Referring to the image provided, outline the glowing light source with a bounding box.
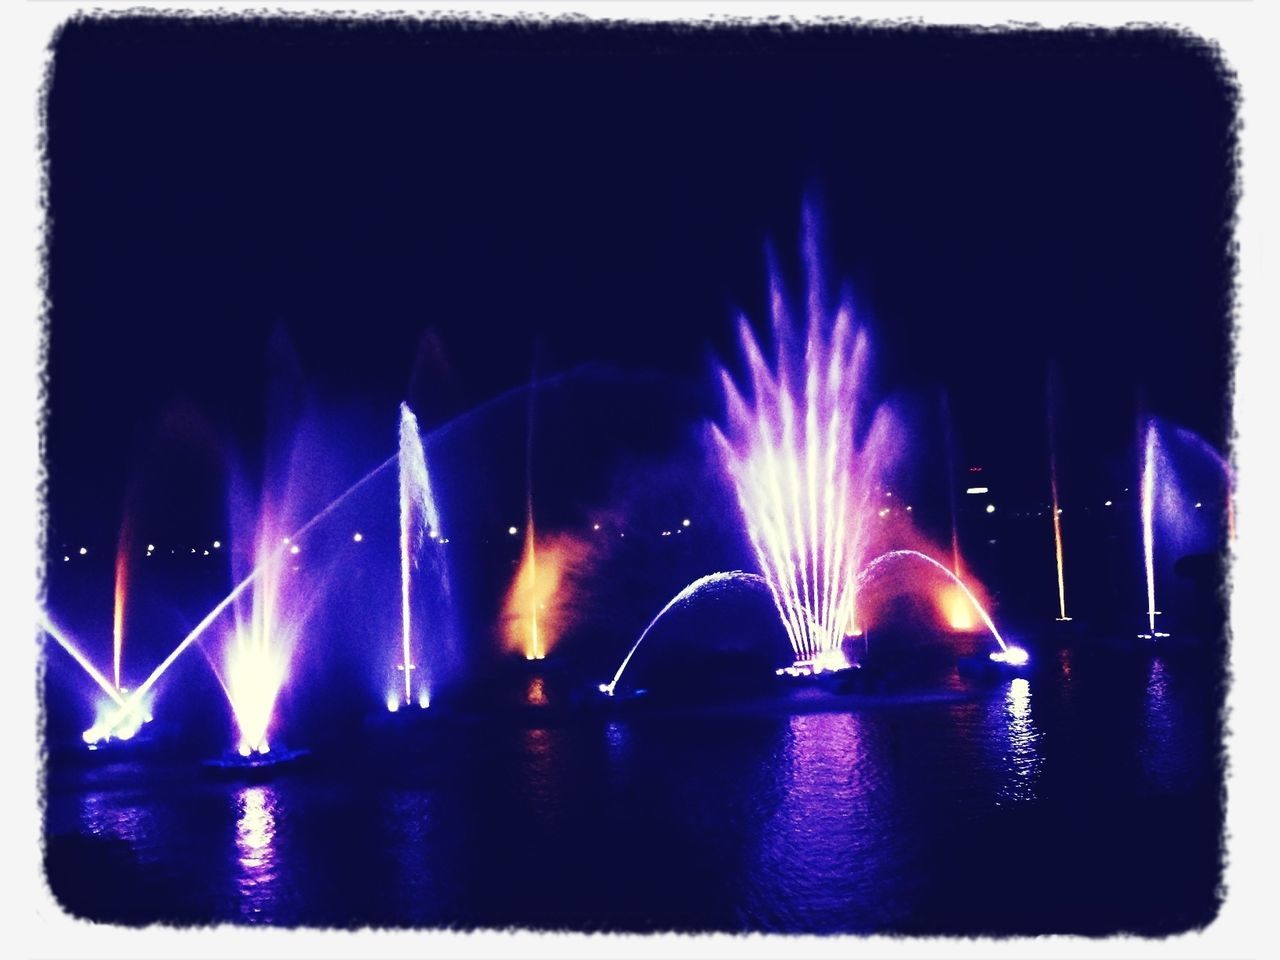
[989,646,1029,666]
[985,504,996,514]
[681,518,691,527]
[213,540,221,549]
[386,692,400,713]
[508,526,518,536]
[965,487,989,495]
[78,547,87,556]
[289,544,300,555]
[1104,500,1112,507]
[353,532,363,542]
[147,544,155,552]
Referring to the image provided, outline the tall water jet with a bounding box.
[111,544,128,691]
[1047,374,1070,622]
[397,402,441,707]
[940,390,961,578]
[1139,420,1167,639]
[503,531,587,663]
[224,528,292,756]
[523,367,542,661]
[712,211,881,672]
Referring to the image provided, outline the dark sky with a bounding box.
[44,17,1236,546]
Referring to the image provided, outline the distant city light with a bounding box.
[593,523,601,531]
[212,540,221,549]
[191,548,196,554]
[1104,500,1113,507]
[147,544,155,552]
[290,544,300,555]
[986,504,996,514]
[877,508,890,518]
[1195,502,1203,509]
[905,505,913,512]
[965,487,989,495]
[203,550,210,556]
[682,518,691,527]
[508,526,518,536]
[78,547,87,556]
[62,555,69,562]
[281,537,290,545]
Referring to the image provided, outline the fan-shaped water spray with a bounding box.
[712,213,882,671]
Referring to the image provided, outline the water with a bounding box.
[44,645,1222,933]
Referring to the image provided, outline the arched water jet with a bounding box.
[600,571,767,696]
[854,549,1024,663]
[1171,423,1235,541]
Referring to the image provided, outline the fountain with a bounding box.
[1139,420,1169,640]
[710,212,879,674]
[1047,375,1071,623]
[394,402,442,710]
[853,549,1025,667]
[600,571,768,696]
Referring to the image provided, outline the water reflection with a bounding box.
[234,785,279,921]
[80,793,156,856]
[741,712,910,930]
[525,675,548,706]
[1141,656,1190,791]
[993,677,1042,804]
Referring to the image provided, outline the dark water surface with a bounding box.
[43,647,1223,934]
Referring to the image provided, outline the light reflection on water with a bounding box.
[992,676,1042,804]
[80,793,157,857]
[46,656,1219,931]
[740,711,912,930]
[234,785,278,921]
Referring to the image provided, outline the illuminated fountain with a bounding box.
[392,402,441,711]
[1047,384,1071,622]
[222,528,293,757]
[1139,420,1169,640]
[81,452,398,746]
[40,613,153,745]
[711,213,909,676]
[600,571,768,696]
[503,530,587,665]
[112,529,130,691]
[854,549,1026,667]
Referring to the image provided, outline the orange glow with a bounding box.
[112,550,127,691]
[938,584,979,631]
[502,530,591,661]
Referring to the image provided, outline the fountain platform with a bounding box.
[202,747,311,780]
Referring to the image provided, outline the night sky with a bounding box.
[44,17,1236,548]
